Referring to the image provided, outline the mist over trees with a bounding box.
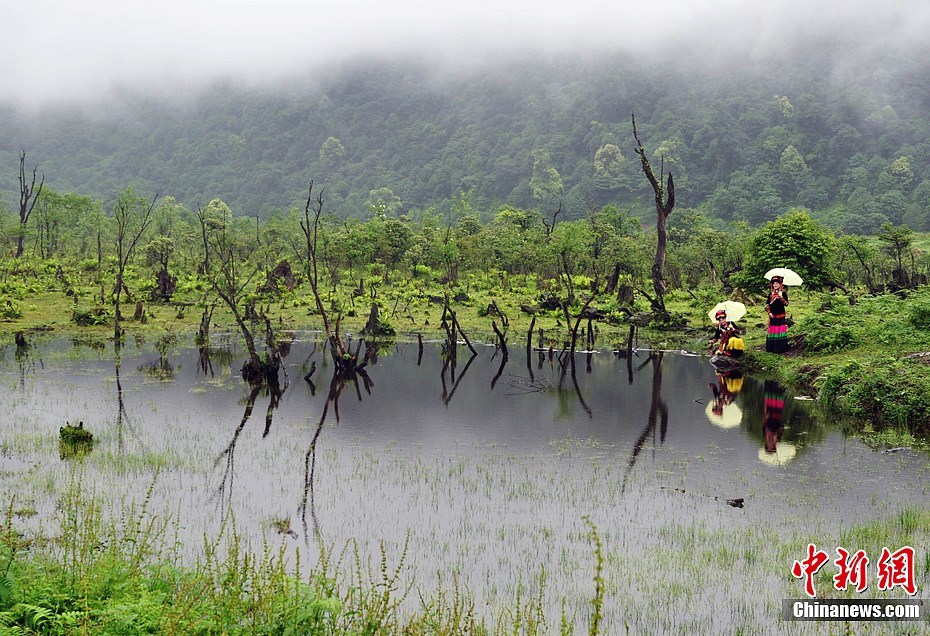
[0,46,928,231]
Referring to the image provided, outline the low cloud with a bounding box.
[1,0,927,108]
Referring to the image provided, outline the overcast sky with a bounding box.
[2,0,927,107]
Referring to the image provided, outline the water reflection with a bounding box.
[621,352,667,494]
[4,334,930,633]
[706,370,743,429]
[139,334,176,382]
[300,345,375,544]
[759,380,795,466]
[441,350,477,406]
[215,379,287,517]
[15,331,32,389]
[736,377,823,465]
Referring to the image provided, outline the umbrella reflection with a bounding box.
[706,371,743,429]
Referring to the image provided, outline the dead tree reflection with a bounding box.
[138,334,175,382]
[524,317,536,382]
[198,344,235,378]
[438,299,479,405]
[490,321,508,391]
[113,340,151,458]
[300,353,374,545]
[215,373,287,519]
[14,331,40,389]
[568,356,593,418]
[441,350,477,406]
[551,328,593,418]
[621,352,668,494]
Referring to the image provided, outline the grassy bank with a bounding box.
[731,288,930,437]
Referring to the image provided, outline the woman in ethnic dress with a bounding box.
[765,276,789,353]
[709,310,743,358]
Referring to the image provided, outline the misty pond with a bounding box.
[2,333,930,633]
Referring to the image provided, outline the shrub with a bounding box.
[72,306,112,327]
[908,304,930,330]
[0,300,23,320]
[802,323,862,353]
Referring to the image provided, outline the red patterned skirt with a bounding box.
[766,313,789,353]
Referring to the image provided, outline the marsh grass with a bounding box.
[0,478,582,635]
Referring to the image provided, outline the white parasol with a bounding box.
[764,268,803,286]
[708,300,747,324]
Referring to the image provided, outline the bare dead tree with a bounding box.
[298,181,347,362]
[16,151,44,258]
[542,200,562,238]
[632,112,675,315]
[209,227,271,383]
[194,204,211,275]
[113,191,158,341]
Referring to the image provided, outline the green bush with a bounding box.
[802,323,862,353]
[909,303,930,329]
[0,300,23,319]
[820,359,930,427]
[72,306,112,326]
[0,282,26,300]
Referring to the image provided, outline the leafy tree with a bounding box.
[369,216,412,278]
[877,190,908,225]
[778,145,811,198]
[593,144,624,191]
[889,156,915,192]
[367,187,402,217]
[733,210,836,291]
[836,235,881,292]
[547,219,594,298]
[33,188,65,259]
[529,149,563,203]
[841,187,886,235]
[319,136,346,169]
[878,223,914,288]
[667,208,708,246]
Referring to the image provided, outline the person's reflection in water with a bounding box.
[762,379,786,455]
[709,370,742,416]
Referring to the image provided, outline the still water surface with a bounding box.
[1,333,928,632]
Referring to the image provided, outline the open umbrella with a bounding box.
[764,267,803,286]
[758,442,797,466]
[705,401,742,429]
[708,300,746,323]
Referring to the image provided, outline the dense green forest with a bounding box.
[1,46,929,231]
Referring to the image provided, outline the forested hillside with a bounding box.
[1,47,929,230]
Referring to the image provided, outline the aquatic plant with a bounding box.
[58,422,94,459]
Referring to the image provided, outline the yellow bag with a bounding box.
[726,337,745,352]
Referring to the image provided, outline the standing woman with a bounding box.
[765,276,789,353]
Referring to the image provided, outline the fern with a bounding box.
[0,574,13,608]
